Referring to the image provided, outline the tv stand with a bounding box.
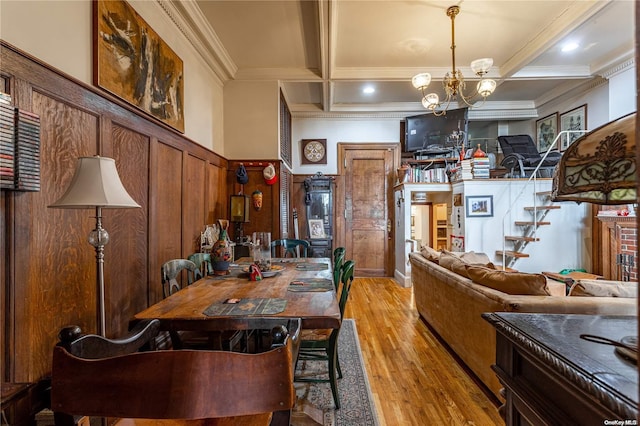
[413,148,455,160]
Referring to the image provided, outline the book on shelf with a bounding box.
[406,164,449,183]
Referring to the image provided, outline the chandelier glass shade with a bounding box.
[411,5,496,115]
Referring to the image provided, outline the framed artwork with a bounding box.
[308,219,326,239]
[94,0,185,132]
[559,104,587,151]
[301,139,327,165]
[536,113,558,153]
[465,195,493,218]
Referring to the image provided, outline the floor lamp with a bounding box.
[49,156,140,337]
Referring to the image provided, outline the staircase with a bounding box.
[497,191,560,269]
[495,132,571,270]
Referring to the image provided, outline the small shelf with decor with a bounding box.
[398,157,458,184]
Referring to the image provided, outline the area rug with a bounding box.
[292,319,379,426]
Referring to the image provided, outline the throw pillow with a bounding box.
[568,279,637,298]
[420,245,441,263]
[465,264,551,295]
[459,251,491,265]
[439,251,470,278]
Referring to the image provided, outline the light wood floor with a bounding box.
[345,277,503,425]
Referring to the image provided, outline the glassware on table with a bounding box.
[251,232,271,271]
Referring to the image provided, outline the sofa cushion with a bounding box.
[465,264,551,295]
[420,245,441,263]
[568,279,637,298]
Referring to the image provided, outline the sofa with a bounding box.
[409,249,637,400]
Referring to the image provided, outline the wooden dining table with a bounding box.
[133,257,341,333]
[134,257,339,426]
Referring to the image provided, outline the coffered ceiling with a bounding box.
[171,0,634,119]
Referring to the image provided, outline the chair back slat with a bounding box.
[187,253,213,277]
[332,247,346,290]
[337,260,355,317]
[57,320,160,359]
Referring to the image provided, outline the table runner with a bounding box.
[203,298,287,316]
[295,263,329,271]
[288,278,334,292]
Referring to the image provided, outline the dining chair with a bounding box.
[271,238,310,258]
[187,252,213,277]
[160,259,200,298]
[51,318,300,426]
[161,259,243,350]
[294,260,355,409]
[333,247,346,291]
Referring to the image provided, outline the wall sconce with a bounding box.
[230,194,250,242]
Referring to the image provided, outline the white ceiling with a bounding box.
[172,0,635,119]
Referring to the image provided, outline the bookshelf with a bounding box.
[432,203,449,250]
[400,157,457,183]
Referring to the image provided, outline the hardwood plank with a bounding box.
[345,277,502,425]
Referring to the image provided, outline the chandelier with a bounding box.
[411,5,497,116]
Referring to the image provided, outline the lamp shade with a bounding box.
[411,73,431,90]
[49,156,140,209]
[552,112,636,205]
[477,79,497,97]
[470,58,493,75]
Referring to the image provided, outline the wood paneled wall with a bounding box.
[226,160,289,242]
[0,41,229,384]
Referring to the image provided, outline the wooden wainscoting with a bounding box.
[0,41,228,385]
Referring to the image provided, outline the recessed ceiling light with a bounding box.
[561,42,579,52]
[362,86,375,94]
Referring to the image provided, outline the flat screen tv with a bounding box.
[404,108,468,154]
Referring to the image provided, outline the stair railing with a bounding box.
[500,130,588,269]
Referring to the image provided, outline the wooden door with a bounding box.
[337,144,399,276]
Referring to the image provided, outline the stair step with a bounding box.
[524,205,561,211]
[496,250,530,259]
[505,236,540,242]
[515,221,550,226]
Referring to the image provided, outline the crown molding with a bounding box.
[291,100,538,121]
[599,57,636,79]
[511,65,592,79]
[535,76,607,109]
[164,0,236,82]
[234,68,322,81]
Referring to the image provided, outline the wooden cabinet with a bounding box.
[432,203,449,250]
[484,313,638,425]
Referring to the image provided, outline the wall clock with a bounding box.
[301,139,327,165]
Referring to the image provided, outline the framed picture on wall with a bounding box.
[308,219,326,238]
[94,0,185,132]
[536,113,558,152]
[559,104,587,151]
[465,195,493,218]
